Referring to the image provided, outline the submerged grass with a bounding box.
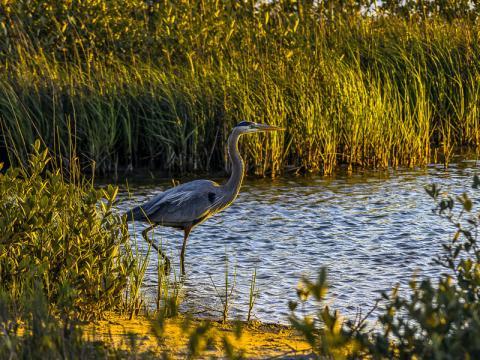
[1,2,480,176]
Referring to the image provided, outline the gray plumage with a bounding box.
[125,180,224,228]
[124,121,283,275]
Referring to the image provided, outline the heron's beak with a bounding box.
[252,123,285,132]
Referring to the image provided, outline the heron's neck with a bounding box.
[224,131,244,198]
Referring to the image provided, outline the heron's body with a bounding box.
[126,180,224,229]
[125,121,282,274]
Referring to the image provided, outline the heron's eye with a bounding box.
[236,121,252,127]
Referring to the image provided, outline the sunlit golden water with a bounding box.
[116,159,479,324]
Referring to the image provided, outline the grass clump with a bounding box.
[0,140,134,320]
[289,175,480,358]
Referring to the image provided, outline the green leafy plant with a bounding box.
[0,140,134,319]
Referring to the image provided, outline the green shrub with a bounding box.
[0,140,134,320]
[290,175,480,358]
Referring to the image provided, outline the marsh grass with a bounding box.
[124,236,150,320]
[155,253,182,319]
[247,268,258,322]
[210,251,237,324]
[1,2,480,176]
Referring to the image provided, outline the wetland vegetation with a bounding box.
[3,140,480,358]
[1,141,308,358]
[2,0,480,176]
[2,0,480,358]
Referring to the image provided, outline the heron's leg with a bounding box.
[142,225,171,272]
[180,226,192,276]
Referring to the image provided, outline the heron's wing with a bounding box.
[137,180,224,226]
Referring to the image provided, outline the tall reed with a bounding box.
[1,2,480,176]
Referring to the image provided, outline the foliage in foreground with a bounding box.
[0,143,250,359]
[0,285,245,360]
[0,288,122,360]
[2,1,480,176]
[0,141,135,319]
[290,175,480,358]
[4,142,480,359]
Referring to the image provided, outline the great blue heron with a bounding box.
[125,121,283,275]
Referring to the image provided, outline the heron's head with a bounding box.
[234,121,284,134]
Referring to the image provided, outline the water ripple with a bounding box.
[116,160,479,324]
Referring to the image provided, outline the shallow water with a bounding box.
[116,159,479,324]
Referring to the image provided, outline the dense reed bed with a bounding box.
[1,1,480,176]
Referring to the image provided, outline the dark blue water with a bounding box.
[117,159,479,324]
